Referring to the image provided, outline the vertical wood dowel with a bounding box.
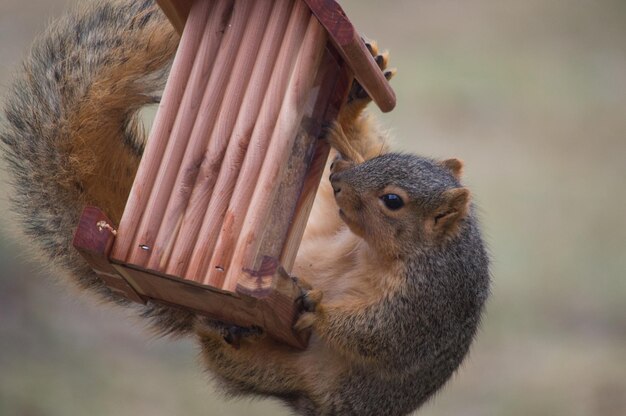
[167,0,293,279]
[222,15,328,292]
[110,0,213,262]
[143,0,254,271]
[195,0,312,288]
[151,0,273,274]
[182,0,297,281]
[127,0,236,267]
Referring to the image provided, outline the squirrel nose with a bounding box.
[330,174,342,195]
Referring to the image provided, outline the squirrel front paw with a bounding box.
[347,38,396,106]
[337,38,396,138]
[292,276,324,332]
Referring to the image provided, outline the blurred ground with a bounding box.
[1,0,625,415]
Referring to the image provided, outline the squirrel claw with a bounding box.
[294,312,317,332]
[294,290,322,332]
[384,68,397,81]
[347,39,394,105]
[293,275,322,312]
[297,289,323,313]
[363,37,378,56]
[292,276,323,332]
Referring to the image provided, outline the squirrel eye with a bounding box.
[380,194,404,210]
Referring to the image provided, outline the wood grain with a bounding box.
[161,0,279,279]
[110,0,213,263]
[222,14,328,292]
[128,0,239,267]
[75,206,308,347]
[154,0,395,111]
[190,0,311,287]
[109,260,309,348]
[174,1,293,282]
[256,128,315,267]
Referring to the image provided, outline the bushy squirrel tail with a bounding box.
[0,0,194,332]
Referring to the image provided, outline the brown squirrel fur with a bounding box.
[1,1,490,415]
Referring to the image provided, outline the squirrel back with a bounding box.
[0,0,194,335]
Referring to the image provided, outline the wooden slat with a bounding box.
[185,0,311,287]
[159,0,280,278]
[110,0,213,263]
[303,0,396,112]
[127,0,240,267]
[110,261,308,348]
[222,14,328,292]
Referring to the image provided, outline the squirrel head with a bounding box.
[330,153,471,259]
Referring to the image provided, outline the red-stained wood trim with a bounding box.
[110,259,309,348]
[73,206,145,304]
[303,0,396,112]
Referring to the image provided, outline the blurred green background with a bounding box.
[1,0,625,415]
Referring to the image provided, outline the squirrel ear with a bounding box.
[440,158,464,180]
[429,188,471,238]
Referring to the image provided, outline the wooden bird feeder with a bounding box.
[73,0,395,348]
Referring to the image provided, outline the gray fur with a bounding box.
[313,154,490,414]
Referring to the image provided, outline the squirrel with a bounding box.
[0,1,491,415]
[195,127,490,415]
